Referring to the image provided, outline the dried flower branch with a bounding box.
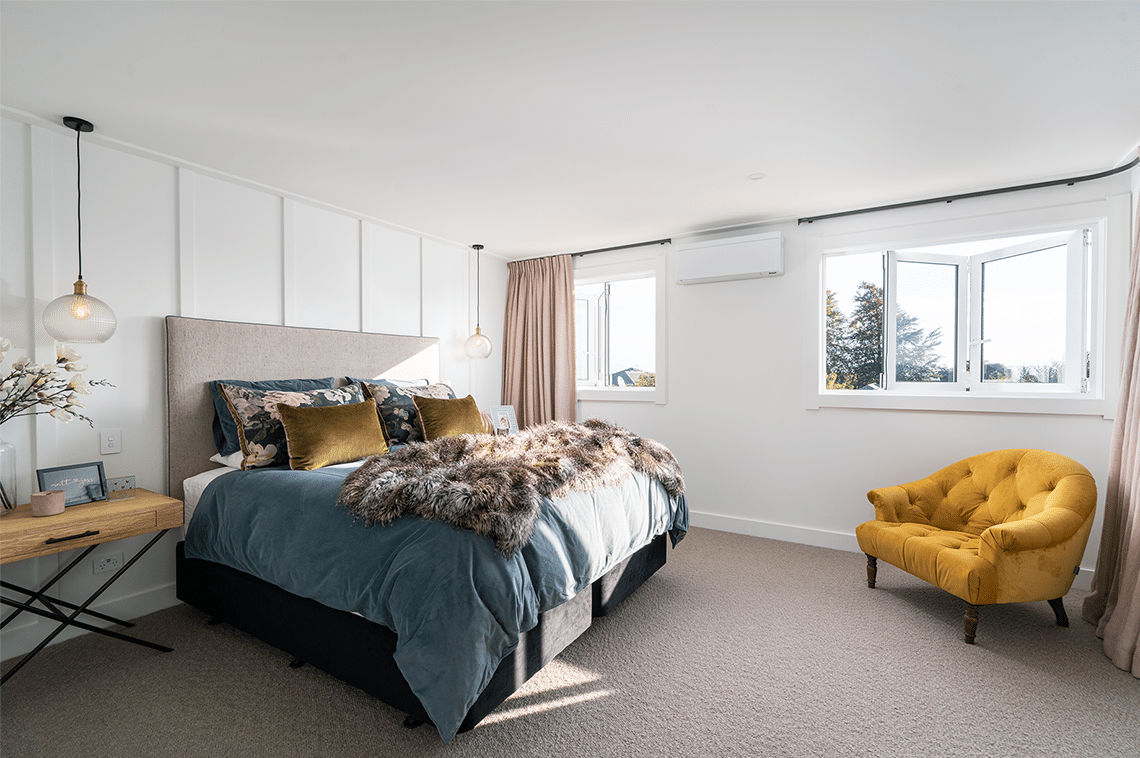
[0,338,113,428]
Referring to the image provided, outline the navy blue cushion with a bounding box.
[210,377,335,455]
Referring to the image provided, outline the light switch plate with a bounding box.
[100,428,121,455]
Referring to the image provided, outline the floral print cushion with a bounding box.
[359,380,455,447]
[210,377,336,456]
[219,383,366,469]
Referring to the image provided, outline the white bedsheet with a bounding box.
[182,467,236,535]
[182,461,365,537]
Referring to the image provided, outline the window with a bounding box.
[576,275,656,387]
[574,249,668,403]
[824,228,1090,395]
[804,189,1137,418]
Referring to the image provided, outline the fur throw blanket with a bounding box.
[338,418,684,557]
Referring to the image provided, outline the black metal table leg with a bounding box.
[1,597,171,650]
[1,545,99,628]
[1,529,173,685]
[1,580,136,629]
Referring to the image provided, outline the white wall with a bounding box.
[579,172,1135,594]
[0,115,507,660]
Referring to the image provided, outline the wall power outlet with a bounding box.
[93,552,123,575]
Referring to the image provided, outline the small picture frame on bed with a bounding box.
[489,405,519,435]
[36,461,108,507]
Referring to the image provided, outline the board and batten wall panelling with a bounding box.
[422,239,471,399]
[0,117,41,643]
[1,120,32,349]
[184,171,284,324]
[45,133,179,488]
[49,132,181,610]
[286,200,362,331]
[473,253,508,407]
[1,118,34,482]
[10,124,181,655]
[363,222,422,337]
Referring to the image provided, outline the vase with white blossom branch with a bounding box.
[0,338,113,508]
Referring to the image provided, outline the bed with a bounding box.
[165,316,688,742]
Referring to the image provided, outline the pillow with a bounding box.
[413,395,487,441]
[278,400,388,470]
[210,377,335,456]
[218,383,365,469]
[348,376,431,388]
[359,380,456,447]
[209,451,245,469]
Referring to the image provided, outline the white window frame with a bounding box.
[574,250,669,404]
[575,281,606,386]
[805,197,1128,417]
[884,250,969,392]
[967,230,1087,395]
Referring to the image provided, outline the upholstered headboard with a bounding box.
[164,316,440,502]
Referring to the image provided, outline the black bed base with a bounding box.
[175,533,666,734]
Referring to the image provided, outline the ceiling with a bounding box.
[3,1,1138,260]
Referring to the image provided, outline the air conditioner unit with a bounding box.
[675,232,783,284]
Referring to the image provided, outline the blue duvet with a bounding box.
[184,463,687,741]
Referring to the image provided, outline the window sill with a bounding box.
[807,390,1112,418]
[577,386,660,403]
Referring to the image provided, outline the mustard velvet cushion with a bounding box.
[278,399,389,470]
[412,395,487,441]
[219,383,366,470]
[856,449,1097,606]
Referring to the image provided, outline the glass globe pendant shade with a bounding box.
[42,279,117,344]
[464,326,492,359]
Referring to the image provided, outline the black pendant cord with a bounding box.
[75,125,83,282]
[473,244,483,329]
[62,116,93,282]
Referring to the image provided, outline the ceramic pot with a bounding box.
[31,490,66,517]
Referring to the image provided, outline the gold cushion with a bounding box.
[412,394,486,441]
[278,400,388,470]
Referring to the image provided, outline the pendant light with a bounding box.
[464,244,492,359]
[42,116,117,344]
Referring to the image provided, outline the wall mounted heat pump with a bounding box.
[675,231,783,284]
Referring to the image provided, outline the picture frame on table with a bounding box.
[488,405,519,436]
[36,461,108,507]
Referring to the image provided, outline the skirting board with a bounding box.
[687,510,1095,592]
[0,582,180,663]
[689,510,860,552]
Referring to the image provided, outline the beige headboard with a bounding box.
[164,316,440,501]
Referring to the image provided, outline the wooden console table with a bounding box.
[0,489,183,683]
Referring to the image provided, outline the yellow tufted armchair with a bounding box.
[856,449,1097,644]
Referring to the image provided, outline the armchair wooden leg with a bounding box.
[865,555,877,589]
[963,603,979,644]
[1048,597,1069,627]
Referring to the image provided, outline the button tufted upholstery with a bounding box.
[856,449,1096,643]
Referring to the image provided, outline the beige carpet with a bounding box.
[2,527,1137,757]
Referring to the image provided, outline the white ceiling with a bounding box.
[3,1,1138,259]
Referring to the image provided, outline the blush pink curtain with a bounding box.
[1082,195,1140,677]
[501,255,577,428]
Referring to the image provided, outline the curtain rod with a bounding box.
[570,238,672,257]
[797,156,1139,225]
